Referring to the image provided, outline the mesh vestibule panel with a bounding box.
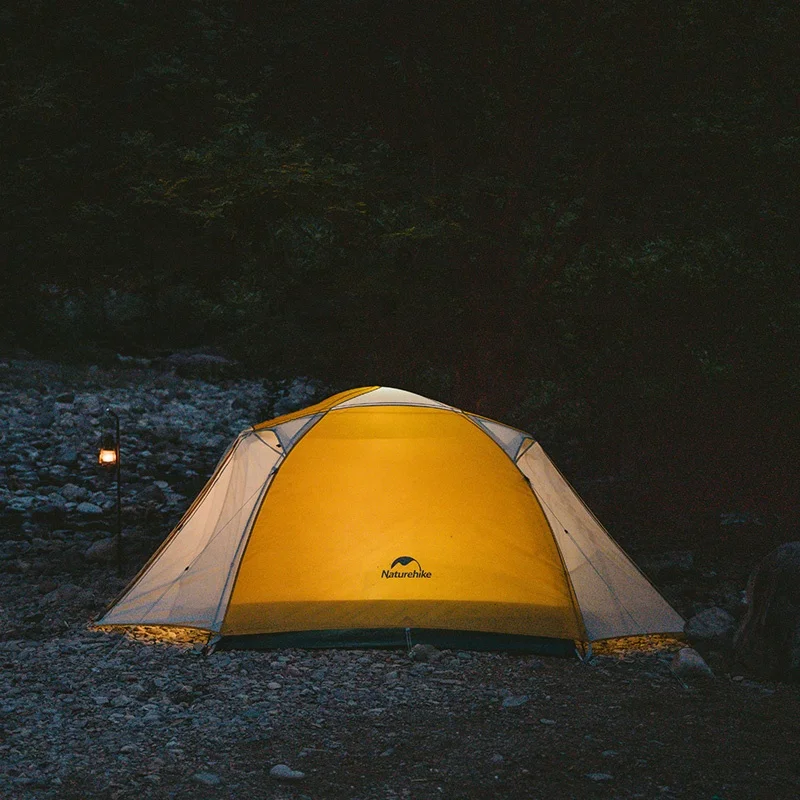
[517,443,685,640]
[98,432,281,630]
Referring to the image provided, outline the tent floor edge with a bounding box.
[215,628,577,656]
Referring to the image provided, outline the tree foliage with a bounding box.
[2,1,798,497]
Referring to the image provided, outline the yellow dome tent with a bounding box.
[97,387,683,654]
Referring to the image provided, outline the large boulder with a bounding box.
[684,606,737,646]
[734,542,800,681]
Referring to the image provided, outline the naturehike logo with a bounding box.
[381,556,432,579]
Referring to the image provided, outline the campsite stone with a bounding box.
[55,583,82,601]
[137,484,166,504]
[52,444,79,466]
[111,694,132,707]
[85,537,116,563]
[59,484,86,503]
[7,495,35,512]
[76,501,104,516]
[43,493,67,513]
[33,496,66,521]
[670,647,714,680]
[270,764,305,781]
[734,542,800,681]
[35,409,56,428]
[193,771,222,786]
[409,643,440,662]
[502,694,530,708]
[684,607,737,644]
[586,773,613,781]
[267,681,281,690]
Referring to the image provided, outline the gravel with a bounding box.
[1,357,798,799]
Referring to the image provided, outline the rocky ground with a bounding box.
[1,357,798,800]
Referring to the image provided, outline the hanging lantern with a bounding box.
[98,433,118,467]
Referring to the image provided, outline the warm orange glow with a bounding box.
[98,447,118,466]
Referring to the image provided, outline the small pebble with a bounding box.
[193,771,222,786]
[502,694,529,708]
[270,764,305,781]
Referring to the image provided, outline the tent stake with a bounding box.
[576,641,593,663]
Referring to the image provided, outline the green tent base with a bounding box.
[215,627,577,656]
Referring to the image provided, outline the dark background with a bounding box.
[2,1,798,540]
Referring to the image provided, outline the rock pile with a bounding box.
[0,359,321,584]
[0,357,796,799]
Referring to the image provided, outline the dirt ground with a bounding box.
[1,360,798,799]
[1,564,799,800]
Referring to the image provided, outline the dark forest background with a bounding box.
[2,1,798,532]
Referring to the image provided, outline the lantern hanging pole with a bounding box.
[105,408,122,576]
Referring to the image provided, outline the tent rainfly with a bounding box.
[96,387,684,654]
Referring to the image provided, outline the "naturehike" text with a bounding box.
[380,569,432,579]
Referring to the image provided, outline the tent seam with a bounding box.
[272,413,325,453]
[531,489,644,634]
[526,445,685,630]
[524,479,589,643]
[460,415,587,640]
[460,413,531,467]
[211,468,279,631]
[96,430,248,618]
[102,476,274,628]
[216,408,337,637]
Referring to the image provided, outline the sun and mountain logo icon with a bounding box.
[381,556,432,579]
